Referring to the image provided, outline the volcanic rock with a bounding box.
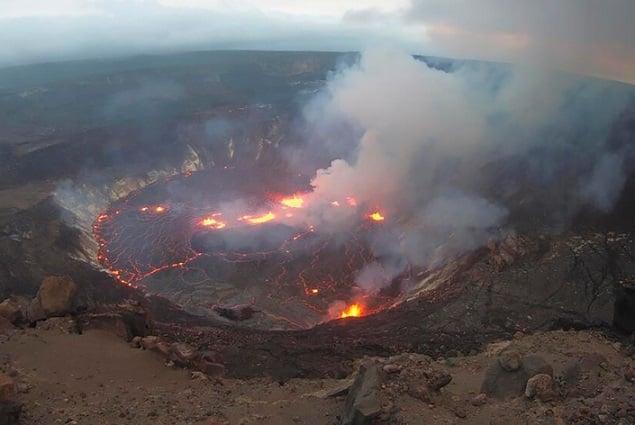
[155,340,171,357]
[80,300,149,341]
[0,372,13,402]
[454,405,467,418]
[470,393,487,406]
[623,366,635,383]
[0,401,21,425]
[190,371,208,381]
[311,379,354,399]
[0,299,22,324]
[427,369,452,391]
[521,355,553,379]
[140,336,159,350]
[382,364,401,374]
[130,336,142,348]
[31,275,77,319]
[26,300,46,323]
[0,370,23,424]
[525,374,557,402]
[170,343,198,366]
[35,316,77,333]
[340,361,382,425]
[481,354,552,399]
[215,306,257,322]
[0,317,14,335]
[481,361,521,399]
[561,353,608,397]
[196,351,225,377]
[614,285,635,333]
[498,350,522,372]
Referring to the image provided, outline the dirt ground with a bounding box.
[2,322,634,425]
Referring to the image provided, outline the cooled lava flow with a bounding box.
[93,168,405,328]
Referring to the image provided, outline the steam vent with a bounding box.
[1,46,635,424]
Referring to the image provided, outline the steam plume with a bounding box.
[290,48,634,294]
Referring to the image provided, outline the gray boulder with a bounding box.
[341,361,382,425]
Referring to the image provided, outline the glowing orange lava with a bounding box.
[280,195,304,209]
[340,303,363,318]
[368,212,385,221]
[154,206,166,213]
[310,288,319,294]
[241,212,276,224]
[200,217,226,229]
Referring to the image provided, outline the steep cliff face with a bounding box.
[52,144,205,265]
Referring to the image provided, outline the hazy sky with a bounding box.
[1,0,634,84]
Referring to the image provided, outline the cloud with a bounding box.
[404,0,635,84]
[0,0,420,68]
[2,0,633,87]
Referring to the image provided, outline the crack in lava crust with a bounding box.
[93,167,404,329]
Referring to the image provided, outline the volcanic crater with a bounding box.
[92,165,404,329]
[1,50,634,383]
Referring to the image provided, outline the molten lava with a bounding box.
[340,303,363,318]
[369,211,385,221]
[280,195,304,209]
[240,211,276,224]
[92,168,404,329]
[200,216,226,229]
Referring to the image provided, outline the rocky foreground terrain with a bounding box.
[0,276,635,425]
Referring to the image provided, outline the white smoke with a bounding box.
[289,47,634,295]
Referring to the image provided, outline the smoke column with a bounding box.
[289,47,635,294]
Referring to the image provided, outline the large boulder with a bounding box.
[30,276,77,320]
[341,361,382,425]
[0,300,22,324]
[481,353,553,399]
